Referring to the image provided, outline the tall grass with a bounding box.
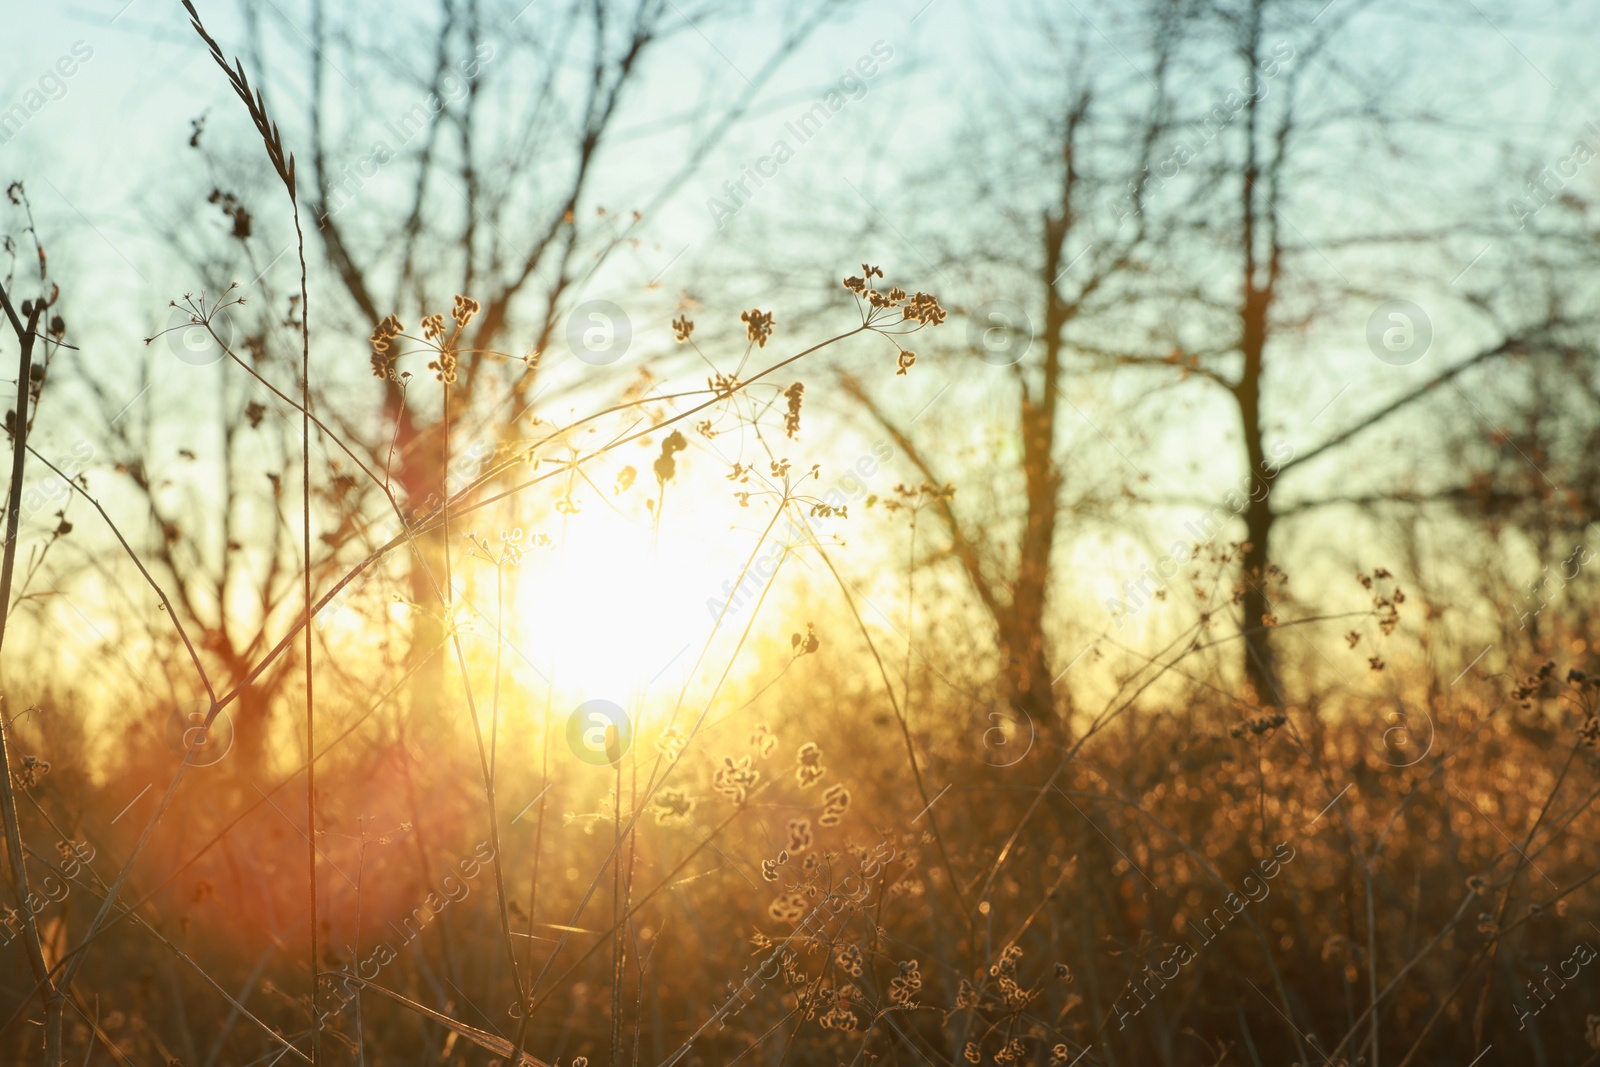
[2,6,1598,1067]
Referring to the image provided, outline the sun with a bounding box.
[500,489,773,712]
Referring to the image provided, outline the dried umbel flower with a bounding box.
[835,942,864,977]
[18,755,50,788]
[768,892,807,923]
[888,960,922,1007]
[654,430,688,485]
[842,263,948,371]
[370,314,403,351]
[740,307,775,347]
[819,783,851,826]
[994,1038,1026,1065]
[451,294,481,329]
[428,348,459,384]
[791,623,820,656]
[672,314,694,343]
[796,742,826,788]
[990,942,1024,976]
[1514,661,1560,707]
[369,314,404,378]
[656,725,686,761]
[421,313,445,341]
[783,381,804,438]
[786,818,813,852]
[714,754,760,804]
[902,292,946,325]
[1581,716,1600,748]
[652,788,693,824]
[818,1000,858,1031]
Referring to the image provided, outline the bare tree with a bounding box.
[49,0,843,753]
[835,2,1181,739]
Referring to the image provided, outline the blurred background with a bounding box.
[3,1,1600,1065]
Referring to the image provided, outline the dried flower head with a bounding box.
[369,314,404,377]
[654,430,688,485]
[791,623,820,656]
[888,959,922,1007]
[783,381,804,438]
[652,788,693,825]
[714,755,760,804]
[451,294,481,329]
[819,783,851,826]
[427,348,459,385]
[903,292,946,326]
[768,892,807,923]
[740,307,775,347]
[656,725,686,761]
[18,755,49,788]
[796,742,826,788]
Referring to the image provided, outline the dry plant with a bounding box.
[5,4,1600,1067]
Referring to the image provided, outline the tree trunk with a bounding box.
[1237,288,1281,705]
